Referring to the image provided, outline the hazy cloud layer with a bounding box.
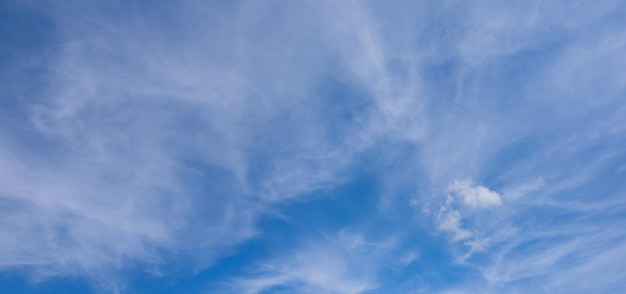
[1,0,626,293]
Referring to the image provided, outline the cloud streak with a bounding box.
[1,0,626,293]
[0,0,427,288]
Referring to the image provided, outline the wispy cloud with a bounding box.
[226,231,382,294]
[1,0,626,293]
[0,0,425,288]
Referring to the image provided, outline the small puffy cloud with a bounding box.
[448,180,502,209]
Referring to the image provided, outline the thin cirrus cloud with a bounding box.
[228,234,379,294]
[1,0,626,293]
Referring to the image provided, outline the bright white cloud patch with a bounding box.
[448,180,502,209]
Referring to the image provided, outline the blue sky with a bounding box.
[1,0,626,293]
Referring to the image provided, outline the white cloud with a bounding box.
[437,209,473,242]
[3,0,626,292]
[233,254,376,294]
[0,0,429,287]
[229,236,379,294]
[448,180,502,209]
